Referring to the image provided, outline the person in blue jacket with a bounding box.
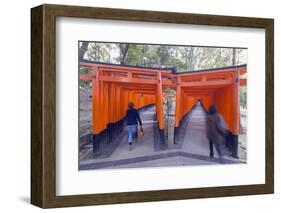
[125,102,143,150]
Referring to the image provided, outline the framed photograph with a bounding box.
[31,4,274,208]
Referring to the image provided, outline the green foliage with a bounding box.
[80,41,248,108]
[82,42,247,71]
[125,44,143,66]
[80,68,91,74]
[79,68,91,89]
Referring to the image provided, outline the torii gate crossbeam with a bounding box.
[80,61,247,155]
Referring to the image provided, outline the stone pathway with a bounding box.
[79,103,242,170]
[80,106,158,165]
[181,104,210,156]
[104,106,157,160]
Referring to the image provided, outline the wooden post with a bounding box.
[173,77,182,144]
[233,69,240,135]
[92,65,101,153]
[231,69,240,158]
[108,83,114,124]
[157,72,164,129]
[174,77,182,128]
[92,66,100,135]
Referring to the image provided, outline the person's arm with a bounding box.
[217,114,228,136]
[136,111,143,131]
[124,110,128,126]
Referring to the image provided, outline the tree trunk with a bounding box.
[232,48,237,66]
[79,42,89,60]
[119,44,129,64]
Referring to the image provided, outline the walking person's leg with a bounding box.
[232,138,238,158]
[209,139,214,158]
[132,125,138,140]
[127,125,133,150]
[214,141,224,164]
[131,125,137,144]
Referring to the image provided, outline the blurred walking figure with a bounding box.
[206,105,229,163]
[125,102,143,151]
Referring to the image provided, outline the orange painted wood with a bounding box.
[174,77,181,128]
[92,66,100,134]
[240,79,247,86]
[232,69,240,135]
[99,76,158,84]
[80,62,246,136]
[179,79,233,87]
[80,74,92,81]
[156,72,164,129]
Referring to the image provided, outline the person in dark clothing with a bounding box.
[206,105,229,163]
[125,102,143,150]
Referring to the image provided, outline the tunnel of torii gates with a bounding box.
[80,60,247,154]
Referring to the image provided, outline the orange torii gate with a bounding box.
[80,61,172,152]
[172,65,247,157]
[80,61,247,155]
[174,65,247,134]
